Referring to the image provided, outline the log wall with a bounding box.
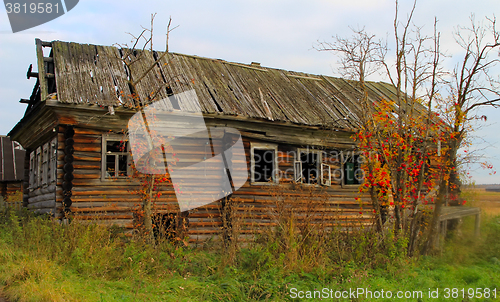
[19,114,373,242]
[27,183,56,214]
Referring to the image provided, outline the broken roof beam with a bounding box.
[35,38,48,101]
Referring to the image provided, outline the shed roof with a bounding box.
[28,39,420,130]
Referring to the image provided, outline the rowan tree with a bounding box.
[317,2,500,256]
[116,14,179,244]
[423,15,500,253]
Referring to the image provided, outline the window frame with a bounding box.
[48,137,57,184]
[101,135,130,181]
[295,148,323,185]
[29,151,34,191]
[250,142,279,185]
[321,163,331,186]
[27,138,58,191]
[41,143,49,186]
[36,147,41,188]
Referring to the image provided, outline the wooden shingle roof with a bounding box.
[46,40,406,130]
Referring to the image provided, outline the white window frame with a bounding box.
[29,151,35,191]
[36,147,41,188]
[48,137,57,184]
[321,163,331,186]
[295,148,322,185]
[250,142,278,185]
[101,135,130,181]
[294,160,302,183]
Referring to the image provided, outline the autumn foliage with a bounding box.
[354,97,444,230]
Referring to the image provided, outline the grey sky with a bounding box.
[1,0,499,183]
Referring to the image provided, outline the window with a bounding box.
[29,151,34,190]
[321,163,331,186]
[102,136,129,180]
[41,143,48,185]
[343,153,363,185]
[47,137,57,184]
[28,138,58,190]
[36,147,41,187]
[250,142,278,184]
[295,149,322,184]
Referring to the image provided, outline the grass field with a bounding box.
[0,190,499,301]
[463,188,500,216]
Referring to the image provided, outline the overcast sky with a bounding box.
[1,0,499,184]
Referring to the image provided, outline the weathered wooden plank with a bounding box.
[438,206,481,221]
[35,39,49,101]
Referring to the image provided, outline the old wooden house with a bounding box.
[9,39,410,242]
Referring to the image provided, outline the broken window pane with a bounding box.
[106,155,116,177]
[107,140,126,153]
[118,155,128,176]
[300,151,319,184]
[253,149,274,183]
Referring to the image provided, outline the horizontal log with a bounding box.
[28,183,57,196]
[68,219,134,229]
[28,192,56,203]
[74,145,101,152]
[72,205,139,212]
[73,214,134,220]
[189,222,223,227]
[72,153,101,162]
[186,230,220,235]
[74,127,106,135]
[72,137,102,144]
[68,189,140,196]
[68,179,141,186]
[28,199,55,209]
[72,174,100,179]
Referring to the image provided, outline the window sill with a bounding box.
[101,177,131,182]
[250,181,278,186]
[295,182,322,187]
[342,184,362,188]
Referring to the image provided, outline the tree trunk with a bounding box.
[422,133,462,254]
[422,182,446,254]
[143,174,155,245]
[407,209,421,256]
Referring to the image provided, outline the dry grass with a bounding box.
[1,187,500,301]
[462,188,500,217]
